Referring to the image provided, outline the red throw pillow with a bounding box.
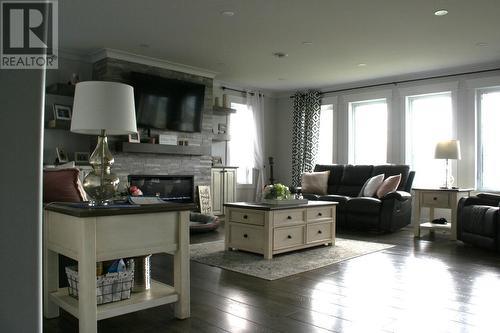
[43,168,86,203]
[376,174,401,198]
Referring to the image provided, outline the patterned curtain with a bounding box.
[291,91,321,186]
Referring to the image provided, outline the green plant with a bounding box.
[263,183,291,200]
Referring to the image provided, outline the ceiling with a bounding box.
[59,0,500,92]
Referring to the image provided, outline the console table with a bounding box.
[412,188,473,240]
[43,203,194,333]
[224,201,337,259]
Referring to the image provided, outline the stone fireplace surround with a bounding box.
[92,57,213,191]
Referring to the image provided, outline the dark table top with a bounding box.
[224,200,337,211]
[44,202,196,218]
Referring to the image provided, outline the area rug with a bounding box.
[190,238,394,280]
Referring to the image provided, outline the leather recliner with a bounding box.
[457,193,500,251]
[302,164,415,233]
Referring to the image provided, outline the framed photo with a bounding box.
[53,104,72,121]
[74,152,89,163]
[212,156,223,166]
[128,132,140,143]
[197,185,212,214]
[56,148,68,163]
[218,123,227,134]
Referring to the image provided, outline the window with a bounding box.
[478,88,500,190]
[348,99,387,164]
[405,92,452,187]
[229,102,255,184]
[317,104,334,165]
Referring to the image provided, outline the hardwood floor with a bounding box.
[43,226,500,333]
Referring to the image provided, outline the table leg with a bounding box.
[450,193,458,240]
[43,246,60,318]
[174,211,190,319]
[263,211,273,259]
[78,219,97,333]
[413,193,421,237]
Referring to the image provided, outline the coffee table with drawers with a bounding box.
[224,201,337,259]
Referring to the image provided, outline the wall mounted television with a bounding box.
[131,72,205,132]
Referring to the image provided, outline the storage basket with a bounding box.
[65,266,134,305]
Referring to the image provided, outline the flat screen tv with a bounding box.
[131,72,205,132]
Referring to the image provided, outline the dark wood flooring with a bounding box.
[43,225,500,333]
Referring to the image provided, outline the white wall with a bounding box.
[270,70,500,190]
[0,69,45,332]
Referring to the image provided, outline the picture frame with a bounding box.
[53,104,72,121]
[212,156,223,166]
[74,152,89,163]
[218,123,227,134]
[197,185,212,215]
[55,147,68,163]
[128,132,140,143]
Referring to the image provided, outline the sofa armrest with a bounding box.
[380,191,411,201]
[477,193,500,205]
[461,193,500,208]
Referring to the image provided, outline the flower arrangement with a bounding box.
[263,183,291,200]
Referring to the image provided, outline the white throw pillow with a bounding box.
[301,171,330,195]
[359,174,385,197]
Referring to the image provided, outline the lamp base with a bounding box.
[82,133,119,205]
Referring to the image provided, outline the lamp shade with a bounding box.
[71,81,137,135]
[435,140,461,160]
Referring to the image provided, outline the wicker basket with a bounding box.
[65,266,134,305]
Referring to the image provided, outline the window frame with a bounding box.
[476,86,500,191]
[347,97,389,164]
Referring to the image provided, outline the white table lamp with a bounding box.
[71,81,137,205]
[435,140,461,189]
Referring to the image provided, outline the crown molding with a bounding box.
[90,48,218,79]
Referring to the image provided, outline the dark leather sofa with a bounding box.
[303,164,415,232]
[457,193,500,251]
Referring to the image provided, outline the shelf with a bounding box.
[420,222,451,231]
[46,83,75,97]
[45,119,71,130]
[119,142,209,156]
[212,133,230,141]
[213,106,236,116]
[49,280,178,320]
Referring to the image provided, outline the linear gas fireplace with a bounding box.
[128,175,194,203]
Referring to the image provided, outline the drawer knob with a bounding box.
[318,230,322,234]
[287,216,292,220]
[287,235,292,239]
[243,234,248,238]
[243,215,248,219]
[318,212,323,216]
[433,197,437,200]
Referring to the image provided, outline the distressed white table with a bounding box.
[43,203,193,333]
[412,188,473,240]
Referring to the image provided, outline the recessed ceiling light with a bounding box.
[476,42,489,47]
[357,63,367,67]
[273,52,288,58]
[220,10,235,17]
[434,9,448,16]
[302,41,313,46]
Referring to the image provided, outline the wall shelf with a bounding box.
[213,106,236,116]
[212,133,230,142]
[46,83,75,97]
[119,142,209,156]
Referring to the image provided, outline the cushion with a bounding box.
[359,174,384,197]
[372,165,409,191]
[376,174,401,198]
[301,171,330,195]
[43,168,87,203]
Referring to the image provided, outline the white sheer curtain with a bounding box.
[248,92,265,201]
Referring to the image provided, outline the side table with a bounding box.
[412,188,473,240]
[43,203,193,333]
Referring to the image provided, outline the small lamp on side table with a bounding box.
[435,140,461,189]
[71,81,137,205]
